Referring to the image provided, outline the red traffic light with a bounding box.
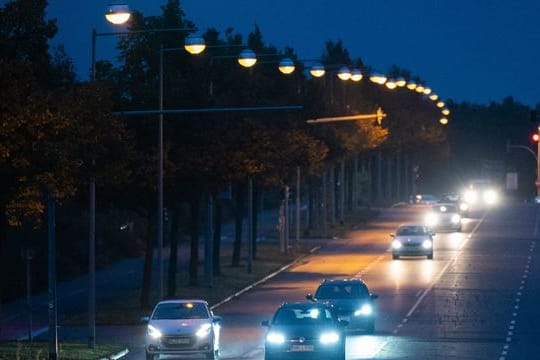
[532,133,540,142]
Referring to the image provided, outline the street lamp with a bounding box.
[104,3,131,25]
[238,49,257,67]
[88,20,204,348]
[278,58,295,74]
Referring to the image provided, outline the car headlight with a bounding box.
[354,304,373,316]
[464,190,478,204]
[483,190,498,205]
[196,323,212,338]
[451,214,461,224]
[147,324,162,339]
[320,331,340,344]
[422,240,432,249]
[425,213,438,226]
[459,202,469,211]
[392,240,402,249]
[266,332,285,344]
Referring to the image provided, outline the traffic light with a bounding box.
[532,133,539,142]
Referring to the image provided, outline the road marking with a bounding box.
[242,347,263,358]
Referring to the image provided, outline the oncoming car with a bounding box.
[462,179,500,211]
[424,203,462,232]
[142,299,222,360]
[261,302,347,360]
[391,224,434,260]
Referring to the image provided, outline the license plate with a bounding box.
[340,316,351,322]
[291,345,314,352]
[167,338,190,345]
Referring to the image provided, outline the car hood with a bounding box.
[268,324,340,339]
[395,235,430,244]
[149,318,210,335]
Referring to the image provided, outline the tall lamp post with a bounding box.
[89,4,205,348]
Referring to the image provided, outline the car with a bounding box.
[391,224,434,260]
[424,203,462,232]
[142,299,222,360]
[438,193,470,215]
[306,279,378,334]
[462,179,500,211]
[261,302,347,360]
[412,194,439,205]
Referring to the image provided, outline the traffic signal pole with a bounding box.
[536,126,540,196]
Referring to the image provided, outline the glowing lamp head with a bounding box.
[105,4,131,25]
[429,93,439,101]
[369,73,387,85]
[385,79,397,89]
[396,77,407,87]
[310,63,326,78]
[278,58,295,74]
[437,101,445,108]
[350,68,363,82]
[441,108,450,116]
[184,34,206,54]
[337,66,351,81]
[423,87,432,95]
[533,133,540,142]
[406,82,417,90]
[238,49,257,68]
[439,117,449,125]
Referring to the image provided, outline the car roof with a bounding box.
[319,278,368,286]
[155,299,208,306]
[398,223,427,227]
[280,301,332,309]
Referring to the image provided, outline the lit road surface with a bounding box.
[122,203,540,359]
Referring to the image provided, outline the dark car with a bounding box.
[306,279,377,334]
[261,302,347,360]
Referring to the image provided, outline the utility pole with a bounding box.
[47,187,57,360]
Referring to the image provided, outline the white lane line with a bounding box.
[415,289,423,297]
[17,326,48,341]
[242,347,263,358]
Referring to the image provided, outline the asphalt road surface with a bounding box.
[8,202,540,359]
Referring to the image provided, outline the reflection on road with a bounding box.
[346,335,387,359]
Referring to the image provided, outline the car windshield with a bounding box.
[315,283,368,300]
[152,302,209,320]
[273,306,334,325]
[431,204,457,213]
[396,226,429,236]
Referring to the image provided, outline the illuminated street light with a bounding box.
[238,49,257,67]
[439,117,449,125]
[396,77,407,87]
[279,58,295,74]
[105,3,131,25]
[441,108,450,116]
[423,87,432,95]
[310,63,326,77]
[436,101,445,108]
[369,73,387,85]
[350,68,363,82]
[184,34,206,55]
[406,81,417,90]
[415,85,425,93]
[429,93,439,101]
[385,79,397,89]
[337,66,352,80]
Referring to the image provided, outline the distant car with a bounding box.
[424,203,462,232]
[412,194,439,205]
[142,299,222,360]
[306,279,378,334]
[462,179,500,211]
[391,224,434,260]
[262,302,347,360]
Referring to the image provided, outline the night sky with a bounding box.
[24,0,540,106]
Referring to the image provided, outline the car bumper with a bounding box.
[146,335,215,356]
[265,346,344,360]
[393,247,432,256]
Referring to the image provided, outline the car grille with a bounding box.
[161,335,194,349]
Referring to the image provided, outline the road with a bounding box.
[9,202,540,359]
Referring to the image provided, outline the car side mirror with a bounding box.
[140,316,150,323]
[261,320,270,327]
[390,233,395,238]
[306,293,314,301]
[339,320,349,327]
[213,315,222,324]
[371,294,379,300]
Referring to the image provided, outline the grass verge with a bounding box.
[0,341,126,360]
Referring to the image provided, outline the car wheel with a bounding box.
[392,253,399,260]
[427,253,433,260]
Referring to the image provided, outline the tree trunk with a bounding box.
[140,222,154,309]
[189,198,200,286]
[252,183,258,259]
[0,202,7,339]
[167,206,180,297]
[231,183,245,267]
[212,197,222,276]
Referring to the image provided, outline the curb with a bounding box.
[210,245,321,310]
[99,347,129,360]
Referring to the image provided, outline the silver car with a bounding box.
[391,224,434,260]
[143,299,222,360]
[424,203,462,232]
